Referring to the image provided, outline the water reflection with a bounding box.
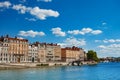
[0,63,120,80]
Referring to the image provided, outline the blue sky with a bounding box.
[0,0,120,57]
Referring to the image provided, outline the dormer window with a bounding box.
[4,38,8,42]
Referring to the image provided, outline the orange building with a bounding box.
[61,46,85,62]
[0,35,28,63]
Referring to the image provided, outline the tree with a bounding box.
[87,50,99,62]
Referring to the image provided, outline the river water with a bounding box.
[0,62,120,80]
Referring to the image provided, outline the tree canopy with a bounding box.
[87,50,99,62]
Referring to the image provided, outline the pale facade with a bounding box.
[28,45,38,62]
[46,43,61,62]
[37,43,46,62]
[0,42,9,63]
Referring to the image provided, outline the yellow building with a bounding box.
[45,43,61,62]
[33,42,46,63]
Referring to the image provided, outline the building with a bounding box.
[0,35,86,63]
[0,41,9,63]
[28,44,38,62]
[61,46,85,62]
[45,43,61,62]
[33,42,61,62]
[33,42,46,63]
[0,35,28,63]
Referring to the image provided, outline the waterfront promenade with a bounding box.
[0,62,68,69]
[0,61,97,70]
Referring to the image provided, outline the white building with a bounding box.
[0,42,9,63]
[28,44,38,62]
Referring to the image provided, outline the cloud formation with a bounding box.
[95,39,120,43]
[12,4,59,20]
[98,44,120,57]
[18,30,45,37]
[0,1,59,20]
[51,27,66,37]
[58,37,86,48]
[19,0,26,3]
[12,4,29,14]
[25,18,37,21]
[68,28,102,35]
[0,1,11,8]
[30,7,59,20]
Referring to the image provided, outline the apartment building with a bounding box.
[61,46,85,62]
[28,44,38,62]
[33,42,46,63]
[0,35,28,63]
[0,35,86,63]
[32,42,61,62]
[0,41,9,63]
[45,43,61,62]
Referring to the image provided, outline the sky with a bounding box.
[0,0,120,57]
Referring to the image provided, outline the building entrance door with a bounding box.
[18,57,20,63]
[32,57,34,62]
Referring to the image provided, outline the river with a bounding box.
[0,62,120,80]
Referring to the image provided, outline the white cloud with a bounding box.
[91,30,102,35]
[51,27,66,37]
[12,4,59,20]
[102,22,107,26]
[30,7,59,20]
[95,39,120,43]
[98,44,120,57]
[103,39,119,43]
[98,45,106,49]
[25,18,37,21]
[81,28,92,34]
[0,1,59,20]
[12,4,29,14]
[98,44,120,49]
[0,1,11,8]
[58,37,86,48]
[68,30,80,35]
[17,37,24,39]
[37,0,52,2]
[18,30,45,37]
[19,0,26,3]
[68,28,102,35]
[95,40,101,43]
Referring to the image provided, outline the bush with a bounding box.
[36,63,49,66]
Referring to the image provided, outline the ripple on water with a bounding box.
[0,63,120,80]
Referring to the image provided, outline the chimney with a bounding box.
[6,34,9,38]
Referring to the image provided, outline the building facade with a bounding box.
[0,35,86,63]
[0,35,28,63]
[45,43,61,62]
[34,42,46,63]
[28,44,38,62]
[61,46,85,62]
[0,42,9,63]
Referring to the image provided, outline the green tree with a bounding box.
[87,50,99,62]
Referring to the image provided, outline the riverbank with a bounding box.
[0,61,98,70]
[0,62,68,70]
